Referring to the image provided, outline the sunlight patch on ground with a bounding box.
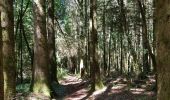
[93,86,107,95]
[130,88,145,94]
[59,74,82,85]
[112,84,127,90]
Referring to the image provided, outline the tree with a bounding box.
[156,0,170,99]
[0,12,4,100]
[1,0,16,99]
[47,0,58,83]
[117,0,126,74]
[137,0,156,74]
[32,0,50,97]
[85,0,90,76]
[90,0,103,91]
[137,0,149,74]
[103,0,107,76]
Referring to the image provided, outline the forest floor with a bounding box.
[55,73,156,100]
[16,73,156,100]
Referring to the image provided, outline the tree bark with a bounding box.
[85,0,89,75]
[0,12,4,100]
[47,0,58,83]
[19,0,24,84]
[103,0,107,76]
[118,0,125,74]
[108,20,113,77]
[1,0,16,99]
[90,0,103,91]
[156,0,170,99]
[32,0,50,97]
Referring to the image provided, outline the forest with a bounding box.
[0,0,169,100]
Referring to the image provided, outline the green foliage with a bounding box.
[96,81,104,90]
[64,16,71,34]
[57,68,69,80]
[55,0,66,20]
[16,83,30,93]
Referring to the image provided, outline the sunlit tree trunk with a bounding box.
[32,0,50,97]
[47,0,58,83]
[90,0,103,91]
[0,12,4,100]
[1,0,16,99]
[108,20,113,77]
[156,0,170,99]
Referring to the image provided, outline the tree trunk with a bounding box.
[1,0,16,99]
[156,0,170,99]
[103,0,107,76]
[19,0,24,84]
[19,23,23,83]
[118,0,125,74]
[108,21,113,77]
[0,12,4,100]
[137,0,156,74]
[85,0,89,75]
[152,0,156,73]
[47,0,58,83]
[90,0,103,91]
[32,0,50,97]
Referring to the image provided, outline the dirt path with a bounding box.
[58,74,156,100]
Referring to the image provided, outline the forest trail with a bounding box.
[57,74,156,100]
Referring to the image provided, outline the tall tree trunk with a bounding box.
[137,0,156,74]
[19,0,24,84]
[90,0,103,91]
[108,21,113,77]
[32,0,50,97]
[152,0,156,73]
[156,0,170,99]
[85,0,89,75]
[103,0,107,76]
[152,0,157,92]
[118,0,125,74]
[19,22,23,83]
[47,0,58,83]
[0,12,4,100]
[138,0,149,73]
[118,0,139,74]
[1,0,16,99]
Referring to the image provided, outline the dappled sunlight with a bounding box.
[111,84,127,90]
[7,0,162,99]
[59,74,82,85]
[130,88,145,94]
[15,73,156,99]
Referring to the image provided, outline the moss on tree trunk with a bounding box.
[156,0,170,99]
[1,0,16,99]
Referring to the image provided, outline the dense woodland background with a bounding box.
[0,0,169,99]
